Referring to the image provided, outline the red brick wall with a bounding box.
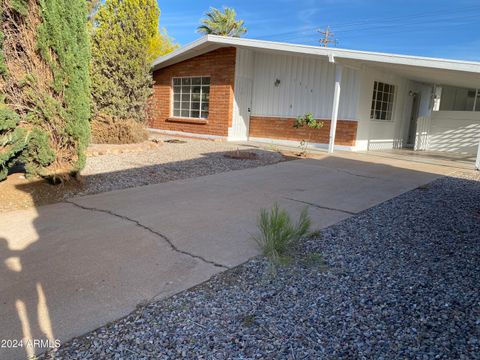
[249,116,358,147]
[149,47,236,137]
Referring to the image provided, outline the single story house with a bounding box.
[150,35,480,168]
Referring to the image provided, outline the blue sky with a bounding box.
[157,0,480,61]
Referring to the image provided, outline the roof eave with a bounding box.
[151,35,480,74]
[152,35,211,71]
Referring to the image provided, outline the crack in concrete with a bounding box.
[336,169,377,179]
[64,200,229,270]
[283,197,358,215]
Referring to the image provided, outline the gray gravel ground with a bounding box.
[70,134,285,197]
[42,172,480,359]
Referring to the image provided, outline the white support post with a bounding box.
[328,63,343,153]
[476,139,480,171]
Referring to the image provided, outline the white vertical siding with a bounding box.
[428,111,480,154]
[415,116,432,150]
[235,47,255,79]
[230,48,255,140]
[339,66,359,120]
[250,52,359,120]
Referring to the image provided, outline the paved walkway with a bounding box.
[0,154,455,359]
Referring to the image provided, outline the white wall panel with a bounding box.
[230,48,255,140]
[428,111,480,154]
[250,52,359,120]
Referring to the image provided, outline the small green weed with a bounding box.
[253,204,311,265]
[417,184,430,191]
[241,314,256,327]
[303,252,328,270]
[308,229,322,239]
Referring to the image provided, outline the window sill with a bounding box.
[370,118,394,123]
[167,117,208,125]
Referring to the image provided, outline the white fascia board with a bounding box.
[207,36,480,73]
[152,35,480,74]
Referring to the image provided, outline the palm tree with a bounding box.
[197,7,247,37]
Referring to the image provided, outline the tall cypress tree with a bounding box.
[0,0,90,181]
[90,0,159,122]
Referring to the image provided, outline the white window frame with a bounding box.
[172,76,210,119]
[370,81,396,122]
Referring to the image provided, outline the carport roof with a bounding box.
[152,35,480,88]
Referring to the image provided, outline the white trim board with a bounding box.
[248,137,356,152]
[153,35,480,74]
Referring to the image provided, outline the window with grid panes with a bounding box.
[370,81,395,121]
[172,77,210,119]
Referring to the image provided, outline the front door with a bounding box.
[407,93,420,147]
[231,76,253,140]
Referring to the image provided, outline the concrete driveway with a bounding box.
[0,154,452,359]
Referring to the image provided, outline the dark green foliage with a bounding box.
[0,31,6,76]
[19,128,55,178]
[293,113,322,129]
[11,0,28,15]
[0,0,91,181]
[0,4,5,76]
[0,6,14,180]
[0,108,55,181]
[0,107,19,131]
[37,0,91,172]
[0,108,26,180]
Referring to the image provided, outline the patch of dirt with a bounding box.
[87,140,161,157]
[277,150,325,159]
[0,172,84,212]
[223,150,259,160]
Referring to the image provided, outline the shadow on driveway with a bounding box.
[0,150,466,359]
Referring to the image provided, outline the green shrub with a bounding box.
[19,128,56,179]
[1,0,90,181]
[37,0,91,174]
[90,114,148,144]
[0,108,27,181]
[293,113,323,156]
[90,0,159,122]
[253,204,311,264]
[0,25,6,76]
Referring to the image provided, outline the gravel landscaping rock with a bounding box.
[74,135,286,197]
[41,172,480,359]
[0,135,286,212]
